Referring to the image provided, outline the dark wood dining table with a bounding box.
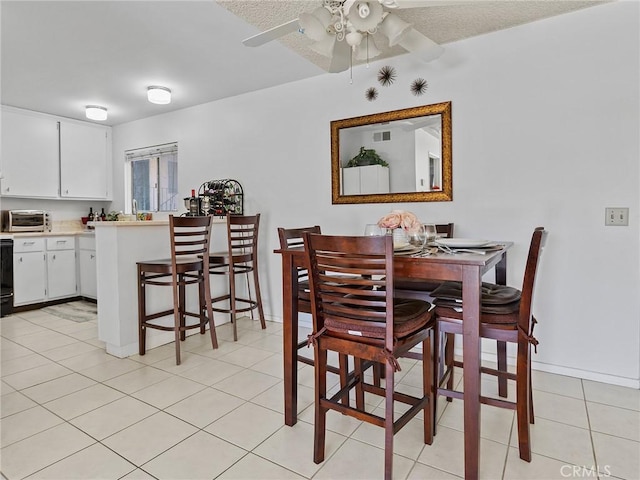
[274,242,512,480]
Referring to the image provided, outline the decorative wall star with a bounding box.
[365,87,379,101]
[411,78,428,96]
[377,66,396,87]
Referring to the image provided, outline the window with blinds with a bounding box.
[126,143,178,212]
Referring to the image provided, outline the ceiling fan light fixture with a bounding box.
[348,1,384,32]
[310,35,337,57]
[355,35,381,60]
[345,29,364,47]
[85,105,107,121]
[379,13,412,46]
[147,86,171,104]
[299,7,332,42]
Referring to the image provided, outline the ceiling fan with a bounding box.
[242,1,449,73]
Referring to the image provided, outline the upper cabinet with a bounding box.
[59,121,109,199]
[0,108,60,197]
[0,106,112,200]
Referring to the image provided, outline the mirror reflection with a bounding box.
[331,102,452,204]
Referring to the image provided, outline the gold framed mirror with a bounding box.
[331,102,452,204]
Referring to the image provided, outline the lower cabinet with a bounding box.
[78,235,97,299]
[13,240,47,305]
[13,236,77,306]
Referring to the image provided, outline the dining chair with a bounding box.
[209,214,266,342]
[303,232,435,480]
[137,215,217,365]
[277,225,360,407]
[432,227,547,461]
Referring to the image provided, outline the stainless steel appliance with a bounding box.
[0,237,13,317]
[1,210,50,232]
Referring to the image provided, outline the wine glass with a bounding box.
[364,224,383,236]
[408,224,427,248]
[423,224,438,244]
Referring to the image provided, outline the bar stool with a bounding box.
[209,214,265,341]
[137,215,217,365]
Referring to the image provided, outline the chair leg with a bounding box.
[432,323,441,434]
[204,269,218,350]
[137,266,146,355]
[252,266,267,329]
[383,359,395,480]
[172,275,182,365]
[445,333,454,402]
[198,271,206,335]
[497,340,508,397]
[314,344,328,465]
[423,333,434,445]
[179,274,186,341]
[515,336,532,462]
[229,270,238,342]
[340,354,352,408]
[529,346,534,424]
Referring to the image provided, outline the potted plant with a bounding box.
[345,146,389,168]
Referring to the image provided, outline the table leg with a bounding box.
[495,250,509,397]
[495,252,507,286]
[462,265,482,480]
[282,254,298,426]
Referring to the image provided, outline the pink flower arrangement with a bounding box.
[377,210,421,233]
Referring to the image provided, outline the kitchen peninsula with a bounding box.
[93,218,227,357]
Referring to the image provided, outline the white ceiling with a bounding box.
[0,1,607,126]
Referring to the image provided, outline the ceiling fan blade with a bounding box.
[398,28,444,62]
[328,40,352,73]
[388,0,472,8]
[242,19,300,47]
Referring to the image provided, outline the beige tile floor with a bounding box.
[1,305,639,479]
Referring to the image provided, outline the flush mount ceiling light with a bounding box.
[147,86,171,104]
[85,105,107,121]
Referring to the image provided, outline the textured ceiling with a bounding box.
[0,1,609,126]
[217,0,610,71]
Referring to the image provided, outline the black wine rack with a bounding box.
[197,179,243,216]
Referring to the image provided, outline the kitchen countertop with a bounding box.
[89,220,169,227]
[89,218,226,227]
[4,230,94,238]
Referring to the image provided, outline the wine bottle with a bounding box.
[100,208,106,221]
[88,207,95,221]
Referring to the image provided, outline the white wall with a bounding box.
[112,2,639,387]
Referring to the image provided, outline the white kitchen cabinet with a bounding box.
[342,165,390,195]
[0,106,111,201]
[12,236,77,306]
[13,238,47,306]
[78,235,97,299]
[46,237,77,300]
[59,121,110,199]
[0,108,59,198]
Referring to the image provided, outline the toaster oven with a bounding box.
[1,210,50,232]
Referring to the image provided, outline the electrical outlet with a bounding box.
[605,207,629,226]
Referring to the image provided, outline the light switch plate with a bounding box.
[605,207,629,226]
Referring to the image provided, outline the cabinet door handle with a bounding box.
[56,240,67,244]
[52,254,56,260]
[18,256,22,263]
[90,254,95,259]
[23,241,35,246]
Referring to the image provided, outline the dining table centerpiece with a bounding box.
[377,210,421,247]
